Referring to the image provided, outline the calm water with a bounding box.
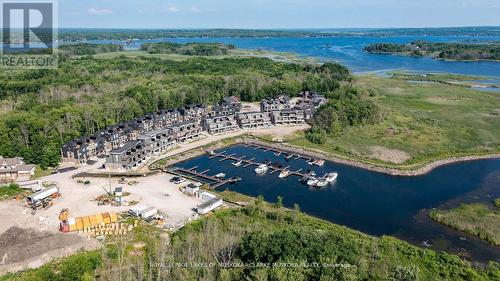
[176,144,500,262]
[89,35,500,77]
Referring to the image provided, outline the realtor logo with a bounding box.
[0,0,58,69]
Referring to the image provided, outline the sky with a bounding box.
[59,0,500,29]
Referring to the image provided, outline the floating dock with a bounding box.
[169,141,328,190]
[209,152,307,178]
[243,143,316,163]
[168,167,241,190]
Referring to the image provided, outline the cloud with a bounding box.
[166,6,179,13]
[88,8,113,15]
[191,6,201,12]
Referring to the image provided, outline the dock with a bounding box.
[168,142,327,190]
[209,152,308,178]
[168,167,241,190]
[243,143,316,162]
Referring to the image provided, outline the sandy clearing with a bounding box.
[0,159,203,273]
[0,226,97,274]
[368,146,411,164]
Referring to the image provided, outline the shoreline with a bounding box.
[365,51,500,62]
[149,134,500,177]
[246,139,500,176]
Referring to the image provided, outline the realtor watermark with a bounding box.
[0,0,58,69]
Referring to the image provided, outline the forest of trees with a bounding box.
[0,54,349,168]
[306,87,381,144]
[364,40,500,61]
[58,43,124,56]
[140,42,234,56]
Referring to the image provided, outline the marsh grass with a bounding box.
[290,74,500,169]
[429,201,500,246]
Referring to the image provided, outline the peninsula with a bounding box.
[364,40,500,61]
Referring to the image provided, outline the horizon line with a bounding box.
[56,25,500,31]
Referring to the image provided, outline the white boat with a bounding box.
[255,164,268,175]
[307,177,319,186]
[215,173,226,179]
[307,159,315,165]
[232,160,242,167]
[313,159,325,167]
[208,150,215,156]
[325,172,338,182]
[316,180,328,187]
[278,169,290,178]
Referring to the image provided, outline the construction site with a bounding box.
[0,158,215,274]
[0,125,307,274]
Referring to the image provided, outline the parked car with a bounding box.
[171,176,186,185]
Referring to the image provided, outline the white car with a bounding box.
[171,176,186,184]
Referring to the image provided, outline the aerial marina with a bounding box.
[200,143,339,188]
[0,3,499,276]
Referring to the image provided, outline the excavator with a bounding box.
[59,208,69,221]
[59,208,70,232]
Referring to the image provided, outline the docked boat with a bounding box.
[285,154,294,160]
[307,177,319,186]
[232,160,242,167]
[315,180,328,188]
[313,159,325,167]
[278,169,290,178]
[255,164,268,175]
[325,172,338,182]
[307,159,315,165]
[215,173,226,179]
[208,150,215,156]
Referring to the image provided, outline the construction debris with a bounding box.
[58,209,136,239]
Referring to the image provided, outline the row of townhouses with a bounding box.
[61,91,326,171]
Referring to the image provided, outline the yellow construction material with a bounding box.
[83,216,90,228]
[67,212,118,232]
[89,216,97,226]
[76,218,83,230]
[96,213,104,224]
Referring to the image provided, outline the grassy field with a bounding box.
[429,201,500,246]
[289,74,500,169]
[0,184,27,200]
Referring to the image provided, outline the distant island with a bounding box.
[140,42,234,56]
[364,40,500,61]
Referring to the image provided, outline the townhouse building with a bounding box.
[202,115,240,134]
[236,111,272,129]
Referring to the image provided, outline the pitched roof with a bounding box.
[0,157,24,167]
